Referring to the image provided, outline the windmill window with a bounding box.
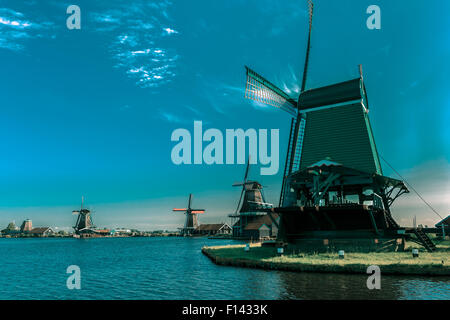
[328,191,338,204]
[344,194,359,204]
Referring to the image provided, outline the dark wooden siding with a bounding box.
[299,103,381,174]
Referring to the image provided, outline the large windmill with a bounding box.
[173,194,205,236]
[229,158,274,238]
[244,0,314,206]
[241,1,421,251]
[72,196,95,234]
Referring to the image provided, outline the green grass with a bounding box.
[202,243,450,276]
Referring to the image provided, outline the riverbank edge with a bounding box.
[201,245,450,276]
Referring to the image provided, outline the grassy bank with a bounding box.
[202,243,450,276]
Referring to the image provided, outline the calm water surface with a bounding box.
[0,237,448,300]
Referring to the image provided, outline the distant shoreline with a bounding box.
[202,244,450,276]
[0,234,182,239]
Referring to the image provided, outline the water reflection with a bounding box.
[264,271,450,300]
[397,278,450,300]
[277,272,398,299]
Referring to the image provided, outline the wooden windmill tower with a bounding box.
[173,194,205,236]
[72,196,95,234]
[242,1,418,251]
[229,158,273,238]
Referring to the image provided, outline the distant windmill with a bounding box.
[229,157,274,238]
[72,196,94,234]
[244,0,314,206]
[232,157,272,213]
[173,194,205,236]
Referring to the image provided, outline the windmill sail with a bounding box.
[243,1,315,208]
[233,157,251,213]
[245,66,297,117]
[300,0,314,93]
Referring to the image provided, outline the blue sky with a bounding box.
[0,0,449,230]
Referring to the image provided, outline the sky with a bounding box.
[0,0,449,231]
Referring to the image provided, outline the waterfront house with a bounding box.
[29,227,54,237]
[195,223,232,236]
[242,214,279,240]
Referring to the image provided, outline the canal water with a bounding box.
[0,237,448,300]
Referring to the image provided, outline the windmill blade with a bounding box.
[307,0,314,29]
[243,156,250,183]
[232,182,244,187]
[173,208,187,212]
[188,194,192,210]
[245,66,297,117]
[191,210,205,214]
[235,187,245,214]
[87,213,94,229]
[72,210,80,215]
[74,213,81,229]
[300,0,314,93]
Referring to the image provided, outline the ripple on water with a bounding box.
[0,237,448,300]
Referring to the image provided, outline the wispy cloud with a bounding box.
[158,104,205,124]
[273,65,300,97]
[256,1,307,37]
[90,0,179,89]
[0,7,54,51]
[163,27,178,35]
[159,110,183,123]
[183,105,202,116]
[196,77,246,115]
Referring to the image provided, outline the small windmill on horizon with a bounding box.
[232,157,272,214]
[173,194,205,236]
[72,196,95,234]
[229,157,274,238]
